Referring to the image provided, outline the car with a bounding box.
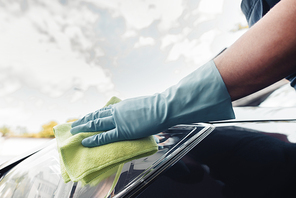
[2,0,295,196]
[1,109,296,198]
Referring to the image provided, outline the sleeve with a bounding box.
[285,74,296,89]
[240,0,280,27]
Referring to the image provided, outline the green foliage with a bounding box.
[37,121,58,138]
[19,121,58,138]
[0,126,12,137]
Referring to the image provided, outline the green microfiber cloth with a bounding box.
[53,96,158,186]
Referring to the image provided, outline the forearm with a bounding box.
[214,0,296,101]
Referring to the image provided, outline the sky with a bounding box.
[0,0,248,133]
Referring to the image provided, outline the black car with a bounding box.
[1,108,296,198]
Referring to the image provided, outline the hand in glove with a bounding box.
[70,60,235,147]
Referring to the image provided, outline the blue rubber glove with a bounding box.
[71,60,235,147]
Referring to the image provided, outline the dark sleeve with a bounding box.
[286,74,296,89]
[240,0,280,27]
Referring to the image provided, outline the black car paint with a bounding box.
[136,123,296,198]
[1,121,296,198]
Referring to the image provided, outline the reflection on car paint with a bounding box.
[0,124,213,198]
[1,121,296,197]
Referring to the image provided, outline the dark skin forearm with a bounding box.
[214,0,296,101]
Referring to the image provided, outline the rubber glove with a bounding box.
[71,60,235,147]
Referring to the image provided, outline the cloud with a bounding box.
[160,27,192,50]
[0,67,22,96]
[0,107,32,128]
[0,1,115,99]
[198,0,224,14]
[134,36,155,48]
[118,0,184,31]
[166,29,221,65]
[86,0,184,31]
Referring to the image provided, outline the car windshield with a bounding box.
[0,124,213,198]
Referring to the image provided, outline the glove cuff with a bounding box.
[162,60,235,126]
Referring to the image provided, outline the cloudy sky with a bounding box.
[0,0,247,133]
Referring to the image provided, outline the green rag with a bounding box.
[53,96,158,186]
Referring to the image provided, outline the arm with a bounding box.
[70,0,296,147]
[215,0,296,101]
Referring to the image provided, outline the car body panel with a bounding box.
[1,119,296,198]
[0,124,214,197]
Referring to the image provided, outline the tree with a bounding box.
[0,126,12,137]
[37,121,58,138]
